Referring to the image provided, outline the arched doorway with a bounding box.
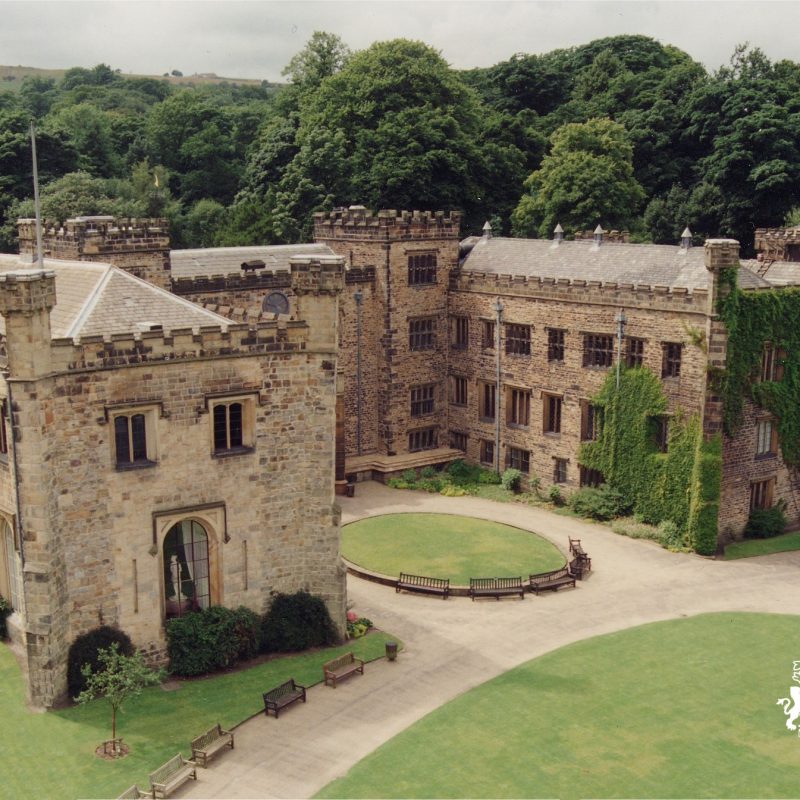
[163,519,210,618]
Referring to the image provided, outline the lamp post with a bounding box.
[615,309,627,390]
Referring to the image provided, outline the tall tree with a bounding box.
[512,117,644,238]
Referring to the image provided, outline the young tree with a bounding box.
[75,643,164,754]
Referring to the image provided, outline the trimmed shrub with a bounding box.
[167,605,260,676]
[67,625,134,699]
[0,595,10,640]
[569,486,629,521]
[745,502,787,539]
[501,468,522,492]
[261,591,339,653]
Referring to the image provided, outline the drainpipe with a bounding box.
[354,288,363,456]
[494,298,504,474]
[615,309,627,390]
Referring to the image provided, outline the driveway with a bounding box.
[178,482,800,799]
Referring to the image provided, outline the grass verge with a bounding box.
[342,513,564,583]
[318,613,800,799]
[724,531,800,560]
[1,631,396,799]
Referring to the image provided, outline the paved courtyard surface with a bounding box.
[178,482,800,799]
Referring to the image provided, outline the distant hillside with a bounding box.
[0,64,278,92]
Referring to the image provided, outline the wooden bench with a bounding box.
[323,652,365,688]
[568,537,592,576]
[116,786,147,800]
[190,722,234,767]
[263,678,307,718]
[149,753,197,799]
[529,567,577,595]
[469,577,525,600]
[396,572,450,599]
[569,556,590,580]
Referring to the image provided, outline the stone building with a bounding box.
[159,208,800,543]
[0,250,346,706]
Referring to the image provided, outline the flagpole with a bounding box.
[30,121,44,269]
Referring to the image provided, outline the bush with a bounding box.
[477,468,502,485]
[440,484,470,497]
[548,485,564,506]
[346,614,373,639]
[167,605,260,676]
[745,502,787,539]
[417,477,443,493]
[569,486,629,521]
[67,625,134,698]
[387,478,412,489]
[261,591,339,653]
[501,468,522,492]
[420,466,437,479]
[657,519,684,548]
[401,469,418,483]
[0,595,10,640]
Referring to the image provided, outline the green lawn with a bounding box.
[724,531,800,559]
[342,513,564,583]
[318,613,800,799]
[0,632,396,800]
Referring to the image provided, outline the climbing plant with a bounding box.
[716,266,800,466]
[580,366,721,554]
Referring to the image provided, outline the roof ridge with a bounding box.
[65,263,114,338]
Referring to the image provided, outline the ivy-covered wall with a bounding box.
[579,367,721,555]
[717,267,800,466]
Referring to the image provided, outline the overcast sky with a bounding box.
[2,0,799,81]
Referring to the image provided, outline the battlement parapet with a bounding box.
[450,269,709,313]
[289,255,345,296]
[754,227,800,261]
[313,208,461,241]
[17,217,170,258]
[572,229,630,243]
[47,319,313,373]
[171,270,292,296]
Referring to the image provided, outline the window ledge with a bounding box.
[754,453,777,461]
[212,446,255,459]
[115,459,157,472]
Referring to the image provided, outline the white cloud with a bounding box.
[1,0,798,80]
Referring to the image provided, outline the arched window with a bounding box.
[0,518,20,612]
[163,520,210,618]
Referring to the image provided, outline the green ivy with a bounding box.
[580,367,721,554]
[717,266,800,466]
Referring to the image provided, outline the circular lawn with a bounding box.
[342,513,564,584]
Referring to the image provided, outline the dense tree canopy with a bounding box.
[1,35,799,253]
[512,118,644,237]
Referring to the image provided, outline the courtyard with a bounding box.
[170,481,800,799]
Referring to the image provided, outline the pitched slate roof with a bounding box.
[0,255,231,339]
[460,237,773,291]
[741,259,800,287]
[170,244,335,279]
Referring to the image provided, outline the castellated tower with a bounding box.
[0,255,346,707]
[314,208,462,460]
[17,217,171,290]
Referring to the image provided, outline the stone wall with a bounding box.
[0,261,346,707]
[18,217,172,290]
[314,208,461,457]
[446,280,711,489]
